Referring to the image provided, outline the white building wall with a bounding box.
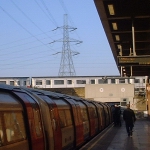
[85,84,134,105]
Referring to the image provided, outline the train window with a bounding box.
[46,80,51,85]
[119,79,125,83]
[0,116,4,146]
[33,109,42,137]
[24,81,26,86]
[54,80,64,85]
[4,112,26,143]
[10,81,14,85]
[67,80,72,84]
[0,81,6,84]
[90,80,95,84]
[98,79,108,84]
[13,92,43,138]
[111,79,115,84]
[58,110,66,127]
[93,108,97,118]
[135,79,140,83]
[65,110,72,126]
[17,81,20,85]
[36,80,42,85]
[81,108,88,121]
[76,80,86,84]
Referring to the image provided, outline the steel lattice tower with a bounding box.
[50,14,82,76]
[58,14,76,76]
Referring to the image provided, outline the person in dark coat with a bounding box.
[123,104,136,137]
[114,104,121,126]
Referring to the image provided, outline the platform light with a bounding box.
[117,44,121,49]
[108,4,115,15]
[115,35,120,41]
[112,22,118,30]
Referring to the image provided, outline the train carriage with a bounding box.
[37,91,76,150]
[13,91,45,150]
[23,89,58,150]
[0,84,113,150]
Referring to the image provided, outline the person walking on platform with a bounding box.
[114,104,121,126]
[123,104,136,137]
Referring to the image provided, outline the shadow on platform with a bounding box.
[80,118,150,150]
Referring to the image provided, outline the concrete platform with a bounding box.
[80,118,150,150]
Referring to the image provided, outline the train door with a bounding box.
[64,97,84,148]
[13,91,45,150]
[97,103,105,130]
[75,101,90,141]
[91,102,102,132]
[51,97,75,150]
[38,94,62,150]
[105,103,112,124]
[99,103,109,127]
[82,101,96,137]
[89,102,99,135]
[27,92,55,150]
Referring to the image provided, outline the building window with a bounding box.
[143,79,145,83]
[46,80,51,85]
[36,80,42,85]
[119,79,125,83]
[17,81,20,85]
[90,80,95,84]
[10,81,14,85]
[67,80,72,84]
[54,80,64,85]
[111,79,115,84]
[24,81,26,86]
[135,79,140,83]
[98,79,108,84]
[0,81,6,84]
[76,80,86,84]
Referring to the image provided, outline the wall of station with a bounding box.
[85,84,134,107]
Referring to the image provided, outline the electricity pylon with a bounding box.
[50,14,82,76]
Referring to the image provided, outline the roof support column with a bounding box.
[132,20,136,56]
[121,66,123,77]
[130,66,133,77]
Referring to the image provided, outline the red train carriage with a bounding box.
[74,99,90,142]
[0,84,113,150]
[13,91,45,150]
[0,90,29,150]
[24,89,62,150]
[89,101,105,131]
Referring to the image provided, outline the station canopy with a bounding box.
[94,0,150,76]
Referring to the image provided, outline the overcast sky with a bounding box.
[0,0,120,77]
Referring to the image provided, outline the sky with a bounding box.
[0,0,120,77]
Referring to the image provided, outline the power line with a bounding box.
[58,0,82,40]
[34,0,58,27]
[0,5,50,49]
[11,0,54,41]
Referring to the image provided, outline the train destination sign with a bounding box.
[118,55,150,66]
